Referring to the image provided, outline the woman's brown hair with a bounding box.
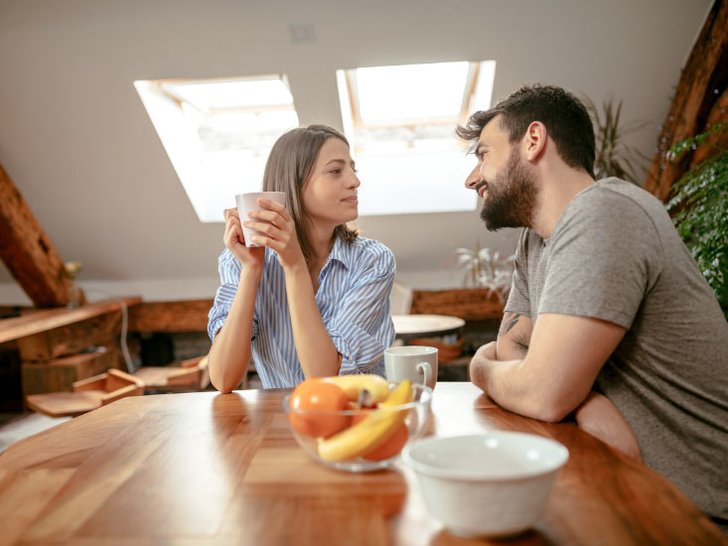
[261,124,358,263]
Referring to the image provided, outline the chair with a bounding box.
[390,281,413,315]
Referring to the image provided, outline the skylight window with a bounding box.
[336,60,496,215]
[134,75,298,222]
[356,62,469,123]
[135,62,495,221]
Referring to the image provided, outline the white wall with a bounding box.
[0,0,712,303]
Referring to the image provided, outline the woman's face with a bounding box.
[302,137,360,229]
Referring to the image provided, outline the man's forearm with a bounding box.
[575,392,642,460]
[473,314,625,426]
[496,337,528,361]
[496,312,530,360]
[470,343,575,423]
[471,342,526,408]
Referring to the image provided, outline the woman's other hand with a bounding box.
[224,208,264,269]
[243,197,305,270]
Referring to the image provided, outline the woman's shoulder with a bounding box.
[337,236,395,275]
[348,236,394,262]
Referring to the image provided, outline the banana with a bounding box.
[322,374,390,405]
[317,379,414,462]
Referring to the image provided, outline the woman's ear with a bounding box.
[523,121,547,162]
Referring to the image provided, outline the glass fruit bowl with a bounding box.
[283,380,433,472]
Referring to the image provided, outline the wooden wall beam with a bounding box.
[129,299,214,333]
[0,163,84,307]
[690,88,728,166]
[0,296,142,345]
[645,0,728,201]
[17,312,122,362]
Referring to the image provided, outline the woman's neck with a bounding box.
[305,224,336,269]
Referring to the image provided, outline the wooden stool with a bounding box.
[26,369,144,418]
[133,355,209,393]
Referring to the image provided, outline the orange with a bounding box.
[288,378,350,438]
[364,421,409,461]
[351,413,409,461]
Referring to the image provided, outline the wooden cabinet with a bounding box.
[411,288,504,320]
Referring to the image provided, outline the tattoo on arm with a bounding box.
[498,312,529,357]
[499,313,521,337]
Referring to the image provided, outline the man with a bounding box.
[458,84,728,529]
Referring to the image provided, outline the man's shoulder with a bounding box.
[575,178,666,218]
[558,178,668,238]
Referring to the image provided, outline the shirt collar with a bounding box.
[326,236,353,271]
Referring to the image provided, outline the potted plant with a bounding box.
[453,242,514,303]
[666,122,728,317]
[592,98,650,183]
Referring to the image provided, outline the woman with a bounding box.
[207,125,395,392]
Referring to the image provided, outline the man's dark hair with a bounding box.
[457,84,596,178]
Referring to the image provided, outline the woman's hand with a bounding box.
[243,197,305,270]
[224,208,264,269]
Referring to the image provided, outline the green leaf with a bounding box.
[668,123,728,318]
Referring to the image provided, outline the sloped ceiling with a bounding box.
[0,0,712,302]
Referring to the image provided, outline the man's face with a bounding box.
[464,116,537,231]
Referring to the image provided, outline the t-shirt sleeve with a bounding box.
[504,228,532,318]
[538,191,663,329]
[326,246,396,374]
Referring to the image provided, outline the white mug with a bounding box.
[384,346,438,390]
[235,191,287,247]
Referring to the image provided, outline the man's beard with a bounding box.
[480,150,537,231]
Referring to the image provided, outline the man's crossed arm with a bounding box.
[471,312,626,422]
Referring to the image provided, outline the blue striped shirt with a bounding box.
[207,236,396,388]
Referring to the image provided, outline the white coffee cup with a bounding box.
[384,346,438,390]
[235,191,287,247]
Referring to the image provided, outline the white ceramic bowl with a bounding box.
[402,432,569,538]
[284,383,433,473]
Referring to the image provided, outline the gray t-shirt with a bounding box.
[505,178,728,521]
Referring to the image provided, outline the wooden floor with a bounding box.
[0,412,71,453]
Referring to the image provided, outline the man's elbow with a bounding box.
[524,396,574,423]
[536,405,571,423]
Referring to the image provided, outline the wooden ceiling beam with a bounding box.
[645,0,728,201]
[0,163,84,307]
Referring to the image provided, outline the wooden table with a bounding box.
[0,383,724,545]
